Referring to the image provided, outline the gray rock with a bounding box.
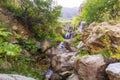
[46,46,78,79]
[76,41,84,49]
[45,69,53,79]
[106,63,120,80]
[78,21,86,33]
[66,73,79,80]
[45,43,78,80]
[74,54,107,80]
[51,51,78,73]
[50,73,60,80]
[0,74,36,80]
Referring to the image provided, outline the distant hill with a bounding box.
[61,7,79,19]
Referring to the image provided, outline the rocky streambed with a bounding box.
[44,22,120,80]
[45,47,120,80]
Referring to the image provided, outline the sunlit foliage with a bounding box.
[74,0,120,24]
[0,0,63,42]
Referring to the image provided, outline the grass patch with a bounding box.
[0,56,46,80]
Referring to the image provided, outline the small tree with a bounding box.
[0,0,63,42]
[75,0,120,24]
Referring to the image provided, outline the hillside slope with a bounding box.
[61,7,79,19]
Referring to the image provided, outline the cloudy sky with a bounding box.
[56,0,85,8]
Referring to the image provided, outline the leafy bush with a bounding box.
[0,57,45,80]
[0,24,44,80]
[71,34,82,47]
[0,27,21,56]
[0,0,62,42]
[16,38,39,54]
[75,0,120,25]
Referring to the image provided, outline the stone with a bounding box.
[12,25,18,30]
[78,21,86,33]
[50,73,60,80]
[77,41,85,49]
[0,74,14,80]
[57,42,65,49]
[41,39,51,52]
[45,69,53,79]
[45,46,78,79]
[65,32,71,39]
[81,22,120,54]
[66,73,79,80]
[0,74,36,80]
[74,54,108,80]
[106,63,120,80]
[45,42,78,79]
[51,51,78,73]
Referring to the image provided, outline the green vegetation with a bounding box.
[79,49,90,57]
[0,27,21,56]
[0,22,44,79]
[0,0,64,42]
[71,34,82,47]
[74,0,120,25]
[0,0,120,79]
[0,56,45,80]
[58,18,72,23]
[0,0,63,79]
[17,38,39,54]
[72,0,120,59]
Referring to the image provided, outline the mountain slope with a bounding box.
[61,7,79,19]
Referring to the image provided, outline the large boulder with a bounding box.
[51,51,78,73]
[0,74,36,80]
[82,22,120,53]
[106,63,120,80]
[74,54,108,80]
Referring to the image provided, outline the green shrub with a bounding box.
[16,38,39,54]
[71,34,82,47]
[0,0,62,42]
[74,0,120,25]
[0,57,44,80]
[0,27,21,56]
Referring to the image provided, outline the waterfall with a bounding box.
[78,21,86,32]
[65,32,71,39]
